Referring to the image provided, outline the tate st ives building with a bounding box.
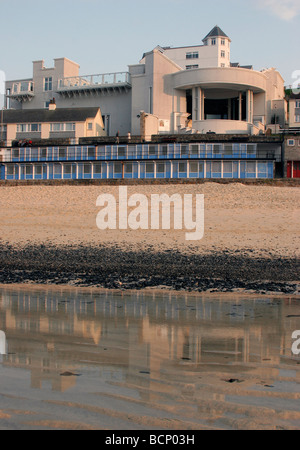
[0,26,296,181]
[4,26,287,139]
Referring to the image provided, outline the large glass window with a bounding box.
[35,165,42,176]
[186,52,199,59]
[64,164,72,175]
[118,147,126,157]
[84,164,91,174]
[44,77,53,91]
[190,162,198,173]
[125,163,133,174]
[25,165,33,176]
[94,163,102,174]
[146,162,154,173]
[114,163,122,174]
[157,163,165,173]
[149,146,157,156]
[179,162,187,173]
[54,164,62,176]
[181,145,189,157]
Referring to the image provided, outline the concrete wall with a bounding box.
[130,49,182,135]
[162,36,231,69]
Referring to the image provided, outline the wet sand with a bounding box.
[0,285,300,430]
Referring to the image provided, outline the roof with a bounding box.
[1,107,100,124]
[203,26,230,41]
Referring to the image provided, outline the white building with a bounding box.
[4,26,287,138]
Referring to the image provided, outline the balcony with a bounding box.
[57,72,131,97]
[9,81,35,102]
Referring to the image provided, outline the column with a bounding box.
[228,99,232,120]
[192,87,200,121]
[246,90,251,123]
[239,92,243,121]
[201,90,205,121]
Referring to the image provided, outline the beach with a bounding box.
[0,181,299,294]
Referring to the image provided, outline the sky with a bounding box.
[0,0,299,90]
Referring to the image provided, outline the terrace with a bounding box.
[57,72,132,97]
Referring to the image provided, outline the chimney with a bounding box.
[48,98,56,111]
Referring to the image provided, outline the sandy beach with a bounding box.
[0,182,300,431]
[0,181,299,294]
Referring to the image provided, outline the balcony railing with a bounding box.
[10,81,34,96]
[8,81,35,102]
[57,72,131,93]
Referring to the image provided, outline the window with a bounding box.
[54,164,61,175]
[88,147,95,158]
[296,101,300,108]
[212,162,221,174]
[190,162,198,173]
[51,123,62,132]
[223,162,232,174]
[94,163,102,174]
[17,124,27,133]
[125,163,132,174]
[221,64,225,68]
[25,165,33,176]
[12,149,20,158]
[161,145,168,156]
[213,144,222,155]
[87,122,93,130]
[288,139,295,146]
[191,145,198,155]
[157,163,165,173]
[40,148,47,158]
[224,145,233,156]
[64,164,72,175]
[114,162,122,174]
[221,51,225,58]
[186,65,199,70]
[247,144,256,155]
[65,123,75,131]
[35,165,42,176]
[181,145,189,156]
[149,145,157,156]
[44,77,53,91]
[44,101,50,109]
[118,147,126,157]
[221,39,225,45]
[7,166,15,176]
[146,162,154,173]
[59,148,66,158]
[30,124,41,132]
[295,115,300,123]
[179,162,187,173]
[186,52,199,59]
[84,164,91,174]
[50,123,75,132]
[211,39,216,45]
[247,162,256,174]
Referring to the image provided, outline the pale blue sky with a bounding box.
[0,0,299,86]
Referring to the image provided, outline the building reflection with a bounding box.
[0,287,298,395]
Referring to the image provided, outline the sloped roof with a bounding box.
[203,26,230,41]
[1,107,100,124]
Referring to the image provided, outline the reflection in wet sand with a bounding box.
[0,286,299,430]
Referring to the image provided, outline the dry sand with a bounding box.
[0,182,299,257]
